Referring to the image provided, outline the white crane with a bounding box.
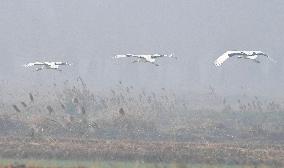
[23,61,71,71]
[214,51,276,67]
[113,53,176,66]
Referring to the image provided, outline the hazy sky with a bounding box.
[1,0,284,96]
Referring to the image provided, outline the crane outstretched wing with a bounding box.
[151,54,174,58]
[23,62,47,67]
[214,52,231,66]
[236,51,277,63]
[113,54,133,59]
[54,62,72,65]
[151,54,164,58]
[115,54,149,60]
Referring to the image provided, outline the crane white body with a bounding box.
[214,51,276,67]
[113,53,176,66]
[24,61,71,71]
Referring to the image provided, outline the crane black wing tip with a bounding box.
[214,60,222,67]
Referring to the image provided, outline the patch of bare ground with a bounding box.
[0,137,282,166]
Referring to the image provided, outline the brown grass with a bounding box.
[0,137,282,166]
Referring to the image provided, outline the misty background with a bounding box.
[1,0,284,98]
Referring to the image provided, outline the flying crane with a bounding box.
[24,61,71,71]
[113,53,176,66]
[214,51,276,67]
